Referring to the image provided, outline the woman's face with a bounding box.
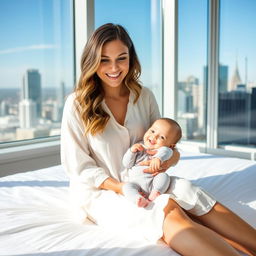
[96,39,130,90]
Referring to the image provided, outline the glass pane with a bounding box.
[218,0,256,147]
[94,0,163,111]
[0,0,74,143]
[177,0,208,141]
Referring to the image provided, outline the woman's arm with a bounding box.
[61,95,109,187]
[99,177,124,195]
[164,148,180,167]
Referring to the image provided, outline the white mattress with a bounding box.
[0,151,255,256]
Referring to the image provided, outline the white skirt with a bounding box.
[86,176,217,243]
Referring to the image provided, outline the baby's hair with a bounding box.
[159,117,182,144]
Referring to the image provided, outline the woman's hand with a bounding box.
[140,148,180,176]
[99,177,125,195]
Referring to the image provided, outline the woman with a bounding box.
[61,23,256,256]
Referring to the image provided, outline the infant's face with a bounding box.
[143,120,176,150]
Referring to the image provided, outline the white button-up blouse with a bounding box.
[61,86,160,210]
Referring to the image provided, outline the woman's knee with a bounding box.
[164,199,190,221]
[163,199,192,244]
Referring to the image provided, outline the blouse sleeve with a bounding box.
[60,95,109,188]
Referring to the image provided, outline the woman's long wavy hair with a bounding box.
[74,23,142,136]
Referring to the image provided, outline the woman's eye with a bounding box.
[101,59,109,63]
[117,57,127,61]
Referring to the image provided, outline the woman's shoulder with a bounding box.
[63,92,78,114]
[139,86,157,104]
[140,86,155,99]
[141,85,152,95]
[64,92,77,107]
[65,92,76,104]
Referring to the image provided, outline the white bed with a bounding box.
[0,151,255,256]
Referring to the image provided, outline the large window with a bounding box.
[177,0,208,141]
[0,0,74,143]
[94,0,163,111]
[218,0,256,148]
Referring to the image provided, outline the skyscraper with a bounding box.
[229,62,242,91]
[218,90,251,145]
[219,65,228,93]
[19,99,37,128]
[22,69,42,117]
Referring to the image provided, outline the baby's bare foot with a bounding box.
[148,190,161,201]
[136,196,150,207]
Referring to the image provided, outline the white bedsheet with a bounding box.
[0,151,255,256]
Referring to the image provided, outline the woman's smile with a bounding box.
[106,72,122,79]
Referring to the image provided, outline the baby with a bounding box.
[122,118,182,207]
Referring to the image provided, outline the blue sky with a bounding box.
[0,0,255,89]
[220,0,256,84]
[0,0,73,89]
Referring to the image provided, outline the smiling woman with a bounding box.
[96,40,130,90]
[75,24,142,135]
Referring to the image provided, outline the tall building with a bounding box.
[219,65,228,93]
[203,65,228,93]
[229,62,242,91]
[53,81,66,122]
[19,99,37,128]
[22,69,42,117]
[250,87,256,145]
[0,101,9,116]
[218,90,251,145]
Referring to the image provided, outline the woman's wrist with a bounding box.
[99,177,124,194]
[118,182,124,195]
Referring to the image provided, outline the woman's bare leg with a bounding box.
[195,202,256,254]
[187,212,255,256]
[223,236,256,256]
[162,199,240,256]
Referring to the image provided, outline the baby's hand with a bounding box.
[131,143,144,153]
[150,158,161,173]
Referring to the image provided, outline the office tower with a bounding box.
[250,87,256,145]
[218,90,251,145]
[19,99,37,128]
[219,65,228,93]
[57,81,65,107]
[229,63,242,91]
[0,101,9,116]
[53,81,66,122]
[204,65,228,93]
[22,69,42,117]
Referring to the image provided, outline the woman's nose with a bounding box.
[110,61,119,71]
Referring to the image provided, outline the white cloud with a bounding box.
[0,44,56,55]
